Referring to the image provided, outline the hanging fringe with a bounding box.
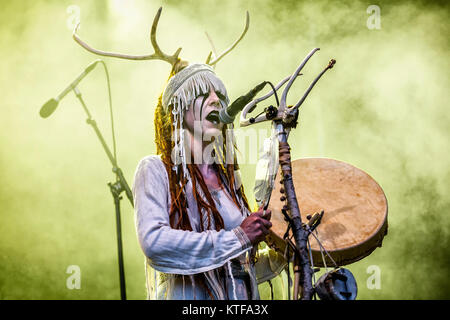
[182,275,186,300]
[226,260,238,300]
[189,275,197,300]
[204,270,226,300]
[167,70,229,114]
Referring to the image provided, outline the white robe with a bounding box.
[132,155,285,300]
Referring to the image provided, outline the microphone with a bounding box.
[39,60,101,118]
[219,81,267,124]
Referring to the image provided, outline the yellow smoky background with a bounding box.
[0,0,449,299]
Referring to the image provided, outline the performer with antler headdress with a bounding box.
[72,1,391,301]
[73,8,286,300]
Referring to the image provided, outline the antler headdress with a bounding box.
[73,7,249,182]
[73,7,249,74]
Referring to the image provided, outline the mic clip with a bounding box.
[249,105,278,124]
[265,105,278,120]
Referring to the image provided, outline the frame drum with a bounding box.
[266,158,388,267]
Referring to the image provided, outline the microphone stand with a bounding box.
[240,52,336,299]
[73,86,133,300]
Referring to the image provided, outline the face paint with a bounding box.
[198,93,209,121]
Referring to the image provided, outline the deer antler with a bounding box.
[73,7,187,72]
[206,11,250,66]
[204,31,217,65]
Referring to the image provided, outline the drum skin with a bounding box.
[266,158,388,267]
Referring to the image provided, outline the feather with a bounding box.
[254,127,279,208]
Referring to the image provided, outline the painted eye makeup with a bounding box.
[197,93,209,120]
[215,91,226,101]
[195,89,226,119]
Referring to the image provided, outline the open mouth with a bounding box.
[205,110,220,125]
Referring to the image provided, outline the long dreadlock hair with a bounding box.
[154,71,250,232]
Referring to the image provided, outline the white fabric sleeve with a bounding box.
[132,156,252,275]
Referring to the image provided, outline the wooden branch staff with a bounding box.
[277,126,314,300]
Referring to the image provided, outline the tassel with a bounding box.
[205,270,226,300]
[189,275,197,300]
[182,275,186,300]
[226,260,237,300]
